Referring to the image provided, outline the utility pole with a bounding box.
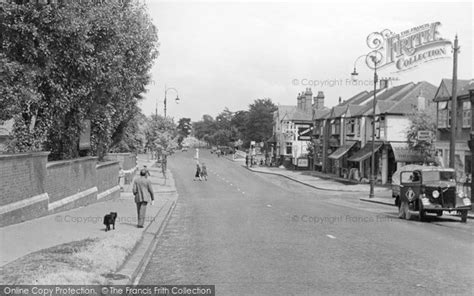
[449,35,459,168]
[164,84,167,118]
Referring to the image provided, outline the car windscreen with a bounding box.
[422,171,456,183]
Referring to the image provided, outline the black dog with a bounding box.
[103,212,117,232]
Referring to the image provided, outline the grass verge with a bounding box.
[0,231,142,285]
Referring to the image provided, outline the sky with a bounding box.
[139,0,473,122]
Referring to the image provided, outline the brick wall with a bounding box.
[0,152,49,207]
[0,152,120,227]
[44,157,97,203]
[96,161,120,193]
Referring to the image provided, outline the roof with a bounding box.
[375,83,414,102]
[384,81,437,114]
[352,103,373,117]
[434,78,472,101]
[277,105,311,122]
[343,91,369,105]
[313,107,331,120]
[329,105,347,119]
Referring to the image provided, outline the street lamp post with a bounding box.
[156,85,180,117]
[351,51,381,198]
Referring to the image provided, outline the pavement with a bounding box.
[0,154,178,284]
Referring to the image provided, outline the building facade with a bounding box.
[433,79,473,181]
[273,88,325,168]
[313,80,437,184]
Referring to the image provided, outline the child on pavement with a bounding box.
[200,163,208,181]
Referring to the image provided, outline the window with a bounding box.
[285,142,292,155]
[355,118,360,137]
[438,101,449,128]
[462,101,471,128]
[331,119,340,135]
[346,119,355,135]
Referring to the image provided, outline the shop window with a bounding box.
[285,142,292,155]
[465,155,471,175]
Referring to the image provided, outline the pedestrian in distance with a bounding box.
[200,162,208,181]
[143,165,151,178]
[132,169,155,228]
[194,163,202,181]
[245,154,249,168]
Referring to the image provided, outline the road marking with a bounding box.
[267,204,272,208]
[326,234,336,239]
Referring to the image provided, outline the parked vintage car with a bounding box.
[392,165,471,222]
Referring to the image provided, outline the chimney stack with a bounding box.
[314,91,325,109]
[417,89,426,110]
[304,88,312,112]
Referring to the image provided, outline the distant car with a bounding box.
[392,166,471,222]
[218,146,234,155]
[210,146,217,154]
[181,146,188,152]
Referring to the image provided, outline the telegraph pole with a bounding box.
[449,35,459,168]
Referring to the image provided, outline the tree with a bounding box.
[177,117,192,137]
[246,99,277,144]
[231,110,249,144]
[144,115,178,155]
[406,110,437,163]
[193,115,216,144]
[0,1,158,160]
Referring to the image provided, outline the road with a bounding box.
[139,149,474,295]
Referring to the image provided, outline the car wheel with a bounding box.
[418,200,426,222]
[460,210,468,223]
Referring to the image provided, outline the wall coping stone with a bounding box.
[106,153,136,156]
[96,160,120,169]
[48,187,98,211]
[0,151,50,160]
[46,156,98,169]
[0,193,49,215]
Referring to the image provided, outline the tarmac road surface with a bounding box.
[139,149,474,295]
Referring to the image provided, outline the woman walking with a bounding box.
[194,163,202,181]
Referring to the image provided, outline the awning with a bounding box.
[348,142,383,162]
[328,142,356,160]
[266,135,276,143]
[390,142,425,163]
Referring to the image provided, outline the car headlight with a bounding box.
[432,190,440,198]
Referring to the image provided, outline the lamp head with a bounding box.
[351,68,359,81]
[175,96,180,104]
